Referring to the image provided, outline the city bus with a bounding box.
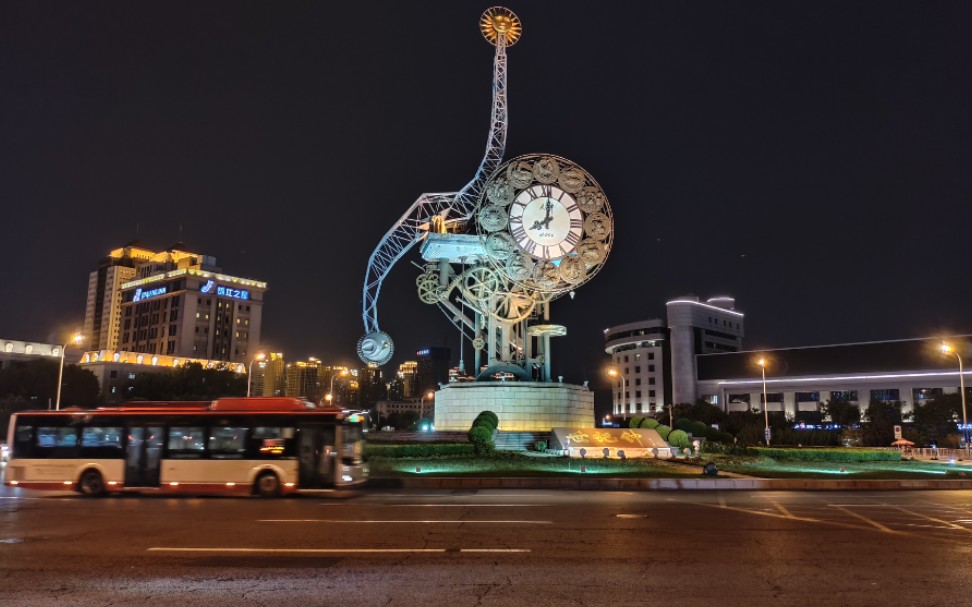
[4,397,367,497]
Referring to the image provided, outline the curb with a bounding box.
[366,477,972,491]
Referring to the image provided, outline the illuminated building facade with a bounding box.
[78,349,245,402]
[605,295,745,417]
[83,242,156,351]
[251,352,285,397]
[695,335,972,422]
[285,360,324,403]
[397,361,418,399]
[110,244,267,363]
[0,339,68,371]
[416,347,450,395]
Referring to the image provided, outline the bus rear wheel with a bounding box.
[254,472,281,498]
[78,470,106,497]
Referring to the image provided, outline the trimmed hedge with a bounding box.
[690,421,709,437]
[675,418,693,432]
[750,447,902,462]
[469,410,498,455]
[534,439,548,453]
[668,429,690,448]
[630,415,645,429]
[474,411,499,430]
[655,424,672,441]
[641,417,660,429]
[365,444,475,458]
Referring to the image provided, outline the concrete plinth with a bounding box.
[434,381,594,432]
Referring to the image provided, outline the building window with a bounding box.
[649,390,656,397]
[760,393,784,404]
[649,378,655,385]
[634,366,641,373]
[648,353,654,360]
[796,392,820,402]
[636,390,642,398]
[635,378,641,386]
[831,390,858,402]
[648,365,655,372]
[870,389,900,402]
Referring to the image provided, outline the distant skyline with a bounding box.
[2,1,971,387]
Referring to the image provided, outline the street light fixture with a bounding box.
[246,352,266,397]
[941,342,969,454]
[55,332,84,410]
[757,357,770,446]
[607,368,626,416]
[328,368,349,406]
[420,391,434,419]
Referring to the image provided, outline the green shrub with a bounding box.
[690,421,709,436]
[534,439,548,453]
[749,447,901,462]
[719,432,735,444]
[629,415,645,429]
[675,418,693,432]
[474,410,499,430]
[655,424,672,441]
[640,417,659,429]
[468,424,495,455]
[668,429,691,448]
[702,426,722,440]
[365,444,475,458]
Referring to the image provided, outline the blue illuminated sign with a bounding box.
[198,281,250,300]
[132,286,167,302]
[217,285,250,300]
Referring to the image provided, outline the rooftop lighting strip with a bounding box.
[716,369,972,386]
[665,299,745,318]
[121,268,267,290]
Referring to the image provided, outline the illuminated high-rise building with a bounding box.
[251,352,285,397]
[103,243,267,363]
[285,359,324,403]
[397,361,418,399]
[83,242,157,351]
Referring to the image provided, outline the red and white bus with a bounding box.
[4,397,367,497]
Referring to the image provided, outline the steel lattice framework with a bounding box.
[358,16,511,365]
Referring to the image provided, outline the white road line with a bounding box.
[259,519,552,524]
[149,548,446,554]
[147,547,530,554]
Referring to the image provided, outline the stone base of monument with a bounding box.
[433,381,594,432]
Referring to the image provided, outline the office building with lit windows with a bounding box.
[107,244,266,363]
[604,295,745,417]
[695,335,972,422]
[83,242,158,351]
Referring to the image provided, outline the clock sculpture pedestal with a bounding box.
[433,381,593,432]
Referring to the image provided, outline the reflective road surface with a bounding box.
[2,483,972,606]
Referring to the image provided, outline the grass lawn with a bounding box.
[367,450,972,480]
[368,454,708,478]
[710,454,972,480]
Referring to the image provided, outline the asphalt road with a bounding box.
[2,483,972,607]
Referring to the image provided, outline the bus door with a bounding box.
[297,423,336,489]
[125,426,164,487]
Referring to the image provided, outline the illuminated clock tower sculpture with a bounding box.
[358,8,613,430]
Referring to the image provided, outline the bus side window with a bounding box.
[13,424,34,459]
[168,427,205,459]
[250,427,290,459]
[81,427,124,458]
[36,427,80,459]
[209,426,247,459]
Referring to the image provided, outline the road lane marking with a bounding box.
[147,547,530,554]
[886,505,972,532]
[769,498,795,519]
[258,519,552,524]
[319,503,545,508]
[829,505,899,533]
[676,499,876,532]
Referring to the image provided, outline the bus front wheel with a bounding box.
[78,470,106,497]
[254,472,281,498]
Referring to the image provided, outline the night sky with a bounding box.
[2,1,971,388]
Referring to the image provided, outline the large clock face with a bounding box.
[476,154,613,294]
[509,185,583,260]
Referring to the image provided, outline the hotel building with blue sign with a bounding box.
[83,243,267,364]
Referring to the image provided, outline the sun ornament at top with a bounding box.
[480,7,522,47]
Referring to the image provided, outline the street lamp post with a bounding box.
[941,342,969,454]
[757,357,770,446]
[328,369,348,406]
[246,352,266,397]
[55,333,83,411]
[607,368,626,416]
[420,391,434,419]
